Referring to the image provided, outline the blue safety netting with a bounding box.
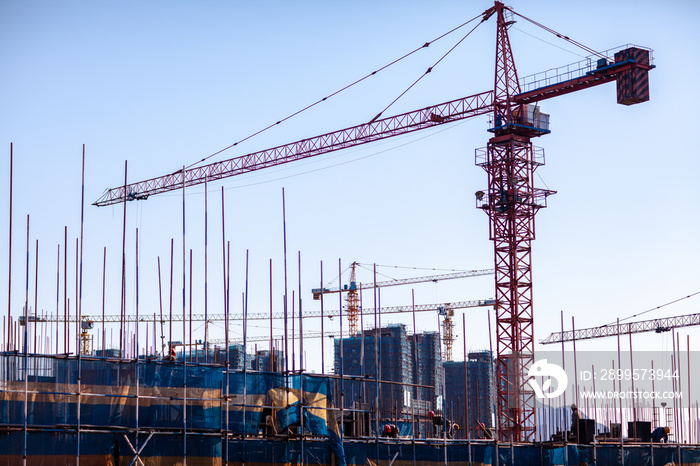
[0,354,346,465]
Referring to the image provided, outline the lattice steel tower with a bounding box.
[475,2,554,442]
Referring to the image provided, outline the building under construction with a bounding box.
[333,325,445,438]
[2,350,699,465]
[443,351,495,439]
[4,1,700,464]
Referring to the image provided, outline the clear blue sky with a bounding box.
[0,0,698,375]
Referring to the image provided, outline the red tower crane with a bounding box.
[94,2,653,442]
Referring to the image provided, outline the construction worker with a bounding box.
[166,345,176,362]
[570,404,583,441]
[570,404,582,429]
[477,421,493,440]
[651,426,670,443]
[265,414,277,436]
[447,421,459,439]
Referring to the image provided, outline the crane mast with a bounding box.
[476,1,547,442]
[346,263,361,335]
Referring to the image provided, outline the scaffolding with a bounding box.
[2,348,698,465]
[0,352,345,465]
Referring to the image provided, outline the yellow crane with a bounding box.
[312,262,493,335]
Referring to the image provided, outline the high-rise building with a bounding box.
[443,351,495,439]
[408,331,442,412]
[334,324,413,419]
[250,348,285,372]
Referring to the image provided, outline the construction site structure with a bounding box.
[311,262,493,335]
[438,305,456,361]
[56,299,494,324]
[90,1,655,444]
[443,351,495,439]
[334,324,415,419]
[80,319,93,355]
[333,324,447,439]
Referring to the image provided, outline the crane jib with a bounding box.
[93,91,493,207]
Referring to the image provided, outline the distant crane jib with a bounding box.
[540,312,700,344]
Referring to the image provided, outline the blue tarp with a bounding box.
[0,355,346,465]
[3,355,700,466]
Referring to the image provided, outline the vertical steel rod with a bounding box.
[373,264,379,448]
[675,332,682,442]
[244,250,249,367]
[204,176,209,362]
[377,287,382,420]
[169,239,174,354]
[298,252,305,466]
[412,290,418,440]
[221,187,226,354]
[189,250,193,362]
[226,242,230,359]
[77,144,86,466]
[269,259,273,372]
[360,286,364,388]
[572,316,579,411]
[158,257,164,356]
[135,228,140,455]
[292,290,295,373]
[225,240,230,465]
[629,330,636,430]
[338,259,344,442]
[282,188,289,376]
[55,244,60,354]
[616,318,624,455]
[181,166,188,465]
[74,238,78,352]
[688,335,692,443]
[243,250,249,466]
[320,261,324,374]
[33,240,38,354]
[411,287,416,458]
[298,251,303,373]
[487,306,499,466]
[22,215,29,466]
[79,144,85,339]
[7,143,12,351]
[102,247,106,354]
[64,226,68,354]
[560,311,567,434]
[462,313,470,441]
[120,161,127,358]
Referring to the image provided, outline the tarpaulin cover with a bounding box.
[3,355,700,466]
[267,373,346,466]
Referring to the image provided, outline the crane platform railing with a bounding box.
[518,44,655,95]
